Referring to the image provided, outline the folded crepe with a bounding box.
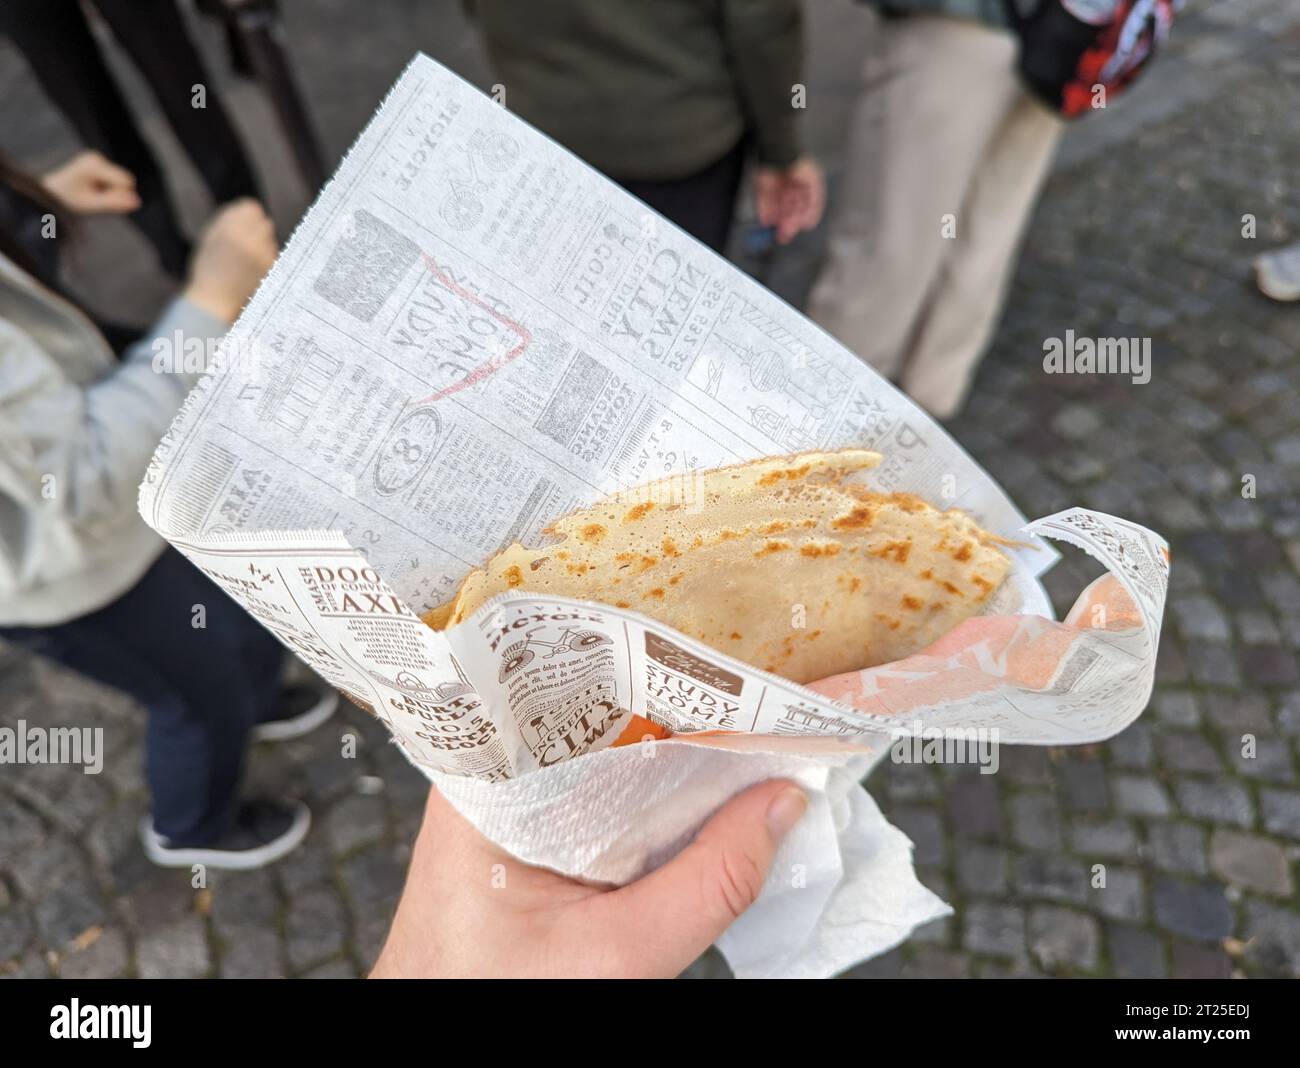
[424,449,1012,684]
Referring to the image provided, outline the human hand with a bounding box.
[370,778,808,979]
[182,198,278,324]
[754,157,826,245]
[41,150,140,215]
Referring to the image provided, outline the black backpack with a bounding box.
[1006,0,1184,118]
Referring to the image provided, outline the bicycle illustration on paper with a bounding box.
[498,625,613,683]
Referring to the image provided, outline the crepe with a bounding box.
[426,449,1012,684]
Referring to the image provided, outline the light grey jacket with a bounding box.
[0,251,226,626]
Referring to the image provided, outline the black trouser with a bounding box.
[618,141,746,254]
[0,549,284,846]
[0,0,260,277]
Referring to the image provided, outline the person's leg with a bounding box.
[0,604,216,844]
[92,0,262,205]
[898,78,1065,418]
[2,549,283,844]
[0,0,191,277]
[804,15,1021,382]
[618,141,746,253]
[123,549,285,842]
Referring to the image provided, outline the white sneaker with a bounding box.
[252,683,338,742]
[140,797,311,871]
[1255,242,1300,302]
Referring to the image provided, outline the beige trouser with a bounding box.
[807,14,1064,419]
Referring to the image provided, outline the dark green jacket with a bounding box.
[470,0,803,181]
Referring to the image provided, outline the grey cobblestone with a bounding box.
[1237,611,1283,644]
[0,908,35,963]
[972,955,1042,979]
[273,833,334,893]
[901,947,971,980]
[1060,760,1109,813]
[1010,793,1063,852]
[1230,737,1295,782]
[1170,942,1233,980]
[1113,776,1174,818]
[1241,900,1300,976]
[963,904,1026,960]
[354,916,392,971]
[1209,830,1294,897]
[997,747,1054,787]
[1014,855,1089,907]
[1143,821,1209,876]
[1028,907,1100,973]
[210,869,280,932]
[1174,780,1255,828]
[287,887,349,972]
[1107,924,1166,979]
[136,916,210,980]
[1157,732,1223,774]
[1186,643,1243,687]
[944,777,1003,840]
[121,872,203,930]
[1259,788,1300,839]
[1205,695,1276,737]
[6,953,51,979]
[1070,818,1138,858]
[1171,597,1231,643]
[56,928,129,980]
[955,844,1009,896]
[1278,695,1300,737]
[217,928,285,980]
[1109,723,1155,770]
[33,879,108,950]
[0,805,43,856]
[326,794,388,858]
[339,845,408,919]
[1240,646,1300,686]
[1093,867,1147,924]
[302,957,361,980]
[10,835,83,898]
[1152,878,1234,943]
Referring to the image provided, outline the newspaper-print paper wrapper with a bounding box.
[139,55,1169,978]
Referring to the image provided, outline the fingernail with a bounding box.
[766,787,808,840]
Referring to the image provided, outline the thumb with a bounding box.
[596,779,807,977]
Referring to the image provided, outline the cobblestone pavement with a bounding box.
[2,1,1299,979]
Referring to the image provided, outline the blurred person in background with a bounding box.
[0,0,262,279]
[469,0,825,253]
[0,152,333,871]
[806,1,1065,419]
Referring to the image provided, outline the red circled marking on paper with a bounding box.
[414,253,532,404]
